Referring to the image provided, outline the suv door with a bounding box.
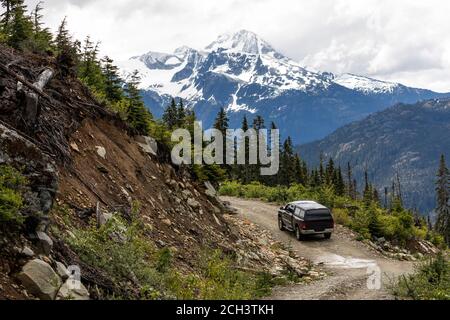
[283,204,294,229]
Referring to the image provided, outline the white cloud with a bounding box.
[23,0,450,92]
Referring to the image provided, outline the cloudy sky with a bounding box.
[23,0,450,92]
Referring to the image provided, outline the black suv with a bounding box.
[278,201,334,240]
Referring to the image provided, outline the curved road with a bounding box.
[222,196,415,300]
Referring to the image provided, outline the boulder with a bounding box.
[95,146,106,159]
[70,142,80,152]
[17,259,62,300]
[136,136,158,156]
[21,246,35,258]
[204,181,217,198]
[187,198,200,209]
[56,280,90,300]
[36,231,53,255]
[55,262,70,281]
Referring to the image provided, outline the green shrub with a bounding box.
[332,208,351,226]
[66,216,159,288]
[391,253,450,300]
[0,165,27,224]
[65,214,278,300]
[166,249,275,300]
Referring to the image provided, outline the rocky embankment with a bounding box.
[0,44,318,300]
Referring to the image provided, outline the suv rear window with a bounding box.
[304,209,332,221]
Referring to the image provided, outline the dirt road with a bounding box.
[221,196,415,300]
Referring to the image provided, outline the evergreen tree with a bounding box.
[279,137,295,186]
[101,56,123,102]
[347,162,355,199]
[213,107,229,135]
[4,0,33,49]
[368,205,383,239]
[435,154,450,245]
[0,0,13,28]
[250,115,265,182]
[54,17,78,76]
[293,154,302,184]
[240,115,251,184]
[79,36,105,90]
[29,1,52,52]
[319,153,325,186]
[325,158,335,186]
[373,188,380,205]
[125,70,152,135]
[363,170,373,205]
[213,107,229,166]
[162,98,178,129]
[335,167,345,196]
[176,99,186,127]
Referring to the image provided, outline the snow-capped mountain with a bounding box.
[119,30,449,144]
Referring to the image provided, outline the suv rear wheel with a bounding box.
[295,226,304,241]
[278,216,285,231]
[324,233,332,239]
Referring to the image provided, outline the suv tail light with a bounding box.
[299,221,307,230]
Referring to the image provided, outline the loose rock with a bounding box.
[17,259,62,300]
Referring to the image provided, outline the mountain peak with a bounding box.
[205,29,281,57]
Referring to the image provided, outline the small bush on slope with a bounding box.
[64,212,276,300]
[0,165,27,224]
[391,253,450,300]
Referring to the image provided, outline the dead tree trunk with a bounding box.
[17,68,54,126]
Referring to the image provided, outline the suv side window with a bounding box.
[294,207,305,219]
[286,204,294,213]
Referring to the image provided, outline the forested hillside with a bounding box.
[299,99,450,214]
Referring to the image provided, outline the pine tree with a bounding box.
[373,188,380,205]
[240,115,251,184]
[435,154,450,245]
[213,108,229,135]
[176,99,186,127]
[4,0,33,49]
[162,98,178,129]
[363,170,373,206]
[125,70,152,135]
[335,167,345,196]
[29,1,52,52]
[279,137,295,186]
[0,0,13,28]
[325,158,335,186]
[101,56,123,102]
[293,154,302,184]
[319,153,325,186]
[54,17,78,76]
[347,162,355,199]
[249,115,265,182]
[213,107,229,166]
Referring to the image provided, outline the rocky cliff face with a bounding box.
[0,44,317,300]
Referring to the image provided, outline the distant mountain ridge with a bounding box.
[119,30,450,144]
[298,98,450,214]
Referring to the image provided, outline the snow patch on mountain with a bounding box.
[333,73,399,94]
